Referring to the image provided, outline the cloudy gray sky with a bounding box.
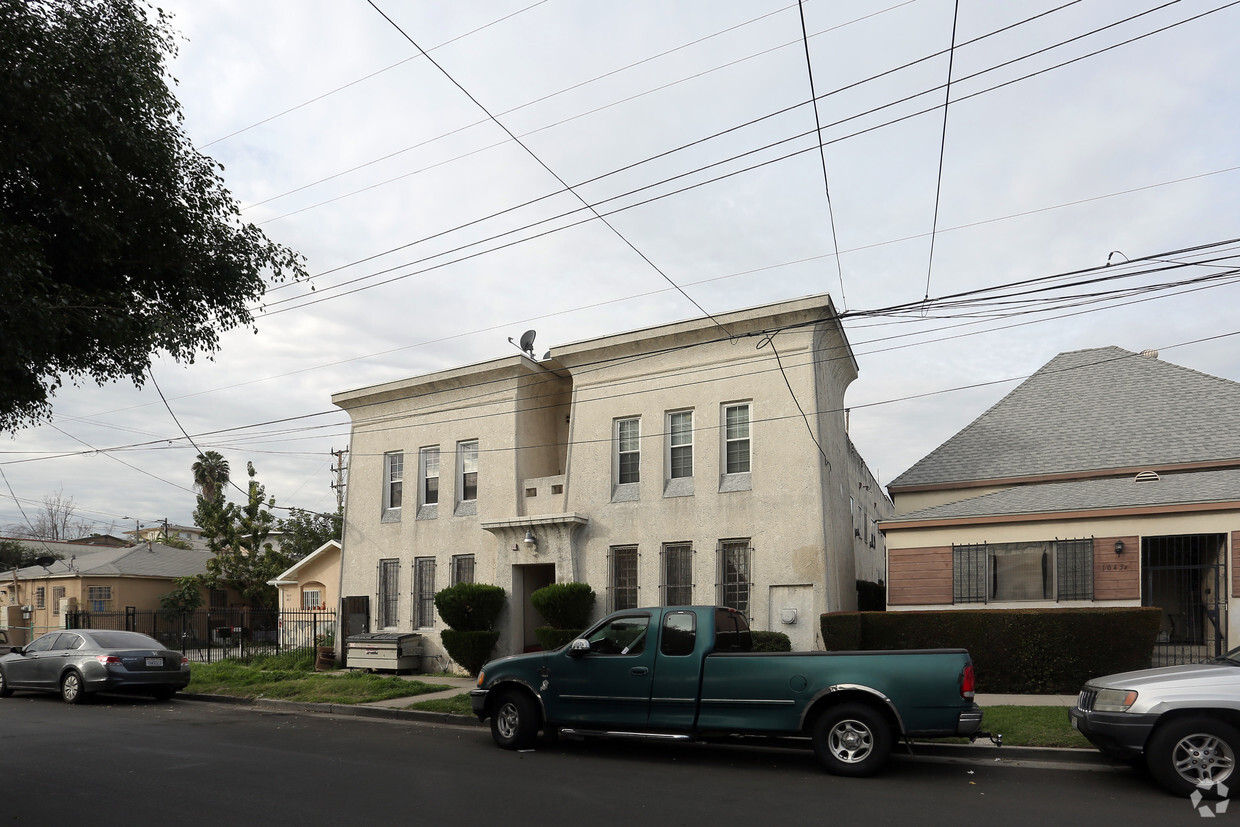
[4,0,1239,537]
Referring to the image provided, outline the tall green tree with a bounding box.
[191,451,231,505]
[0,0,307,431]
[194,462,290,608]
[276,507,343,562]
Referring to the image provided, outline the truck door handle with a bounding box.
[631,667,649,676]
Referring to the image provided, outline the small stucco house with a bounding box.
[881,347,1240,665]
[1,541,223,639]
[332,294,889,667]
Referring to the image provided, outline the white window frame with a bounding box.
[458,440,479,504]
[382,451,404,515]
[302,588,323,610]
[667,410,693,479]
[722,402,751,475]
[418,446,440,517]
[615,417,641,486]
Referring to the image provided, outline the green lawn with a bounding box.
[939,705,1091,749]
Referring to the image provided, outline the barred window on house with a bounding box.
[302,588,323,610]
[420,446,440,507]
[88,585,112,612]
[383,452,404,512]
[35,586,45,609]
[615,417,640,485]
[414,557,436,628]
[953,539,1094,603]
[52,586,65,615]
[378,558,400,628]
[717,540,752,617]
[723,403,751,474]
[609,546,639,611]
[209,588,228,610]
[661,543,693,606]
[451,554,475,585]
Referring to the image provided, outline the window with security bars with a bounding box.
[302,589,323,610]
[609,546,639,611]
[717,540,752,616]
[88,585,112,612]
[414,557,436,628]
[52,586,65,615]
[35,587,45,609]
[661,543,693,605]
[616,418,640,484]
[209,589,227,609]
[953,539,1094,603]
[378,558,399,628]
[451,554,475,585]
[723,403,750,474]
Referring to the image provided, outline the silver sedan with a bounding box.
[0,629,190,704]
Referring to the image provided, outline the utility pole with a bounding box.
[330,447,349,511]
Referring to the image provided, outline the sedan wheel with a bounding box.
[0,669,11,698]
[60,670,88,705]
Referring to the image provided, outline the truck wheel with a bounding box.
[1147,717,1239,798]
[812,703,892,777]
[490,690,540,751]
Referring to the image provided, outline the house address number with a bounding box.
[1101,563,1131,572]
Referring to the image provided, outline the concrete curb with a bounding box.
[179,693,487,728]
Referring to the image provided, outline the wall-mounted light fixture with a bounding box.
[523,529,537,548]
[1114,540,1125,555]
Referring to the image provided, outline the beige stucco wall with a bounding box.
[275,545,341,612]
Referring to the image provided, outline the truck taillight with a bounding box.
[961,663,975,700]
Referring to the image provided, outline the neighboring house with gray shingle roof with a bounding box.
[880,347,1240,665]
[1,542,239,638]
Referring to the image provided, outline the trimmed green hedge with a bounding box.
[821,607,1162,694]
[751,631,792,652]
[441,630,501,677]
[531,582,595,630]
[434,583,506,631]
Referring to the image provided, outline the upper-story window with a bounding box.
[383,452,404,516]
[457,440,479,513]
[418,446,440,518]
[668,411,693,479]
[615,417,640,485]
[723,403,751,474]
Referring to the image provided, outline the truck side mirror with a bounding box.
[567,638,590,658]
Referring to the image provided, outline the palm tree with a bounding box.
[192,451,230,503]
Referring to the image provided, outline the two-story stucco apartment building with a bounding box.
[332,295,889,666]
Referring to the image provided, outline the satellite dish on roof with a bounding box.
[35,556,56,569]
[518,330,537,358]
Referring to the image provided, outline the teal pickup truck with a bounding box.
[471,606,983,776]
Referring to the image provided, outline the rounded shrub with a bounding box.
[434,583,506,631]
[441,630,501,676]
[530,582,595,629]
[534,627,582,651]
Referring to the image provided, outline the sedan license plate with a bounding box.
[145,657,164,667]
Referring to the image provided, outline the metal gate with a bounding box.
[1143,534,1228,666]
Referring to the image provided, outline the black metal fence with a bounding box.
[65,608,337,663]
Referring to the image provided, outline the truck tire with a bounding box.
[1146,716,1239,798]
[491,689,540,751]
[812,703,892,777]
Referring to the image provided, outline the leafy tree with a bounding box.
[3,488,91,540]
[191,451,231,505]
[0,539,62,571]
[159,575,204,615]
[193,462,291,608]
[276,507,342,562]
[0,0,307,431]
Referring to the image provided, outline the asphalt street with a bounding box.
[0,693,1215,826]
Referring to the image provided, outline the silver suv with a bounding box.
[1070,653,1240,798]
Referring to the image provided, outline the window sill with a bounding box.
[454,500,477,517]
[611,483,640,503]
[380,509,402,524]
[663,477,694,498]
[416,504,438,521]
[719,473,751,493]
